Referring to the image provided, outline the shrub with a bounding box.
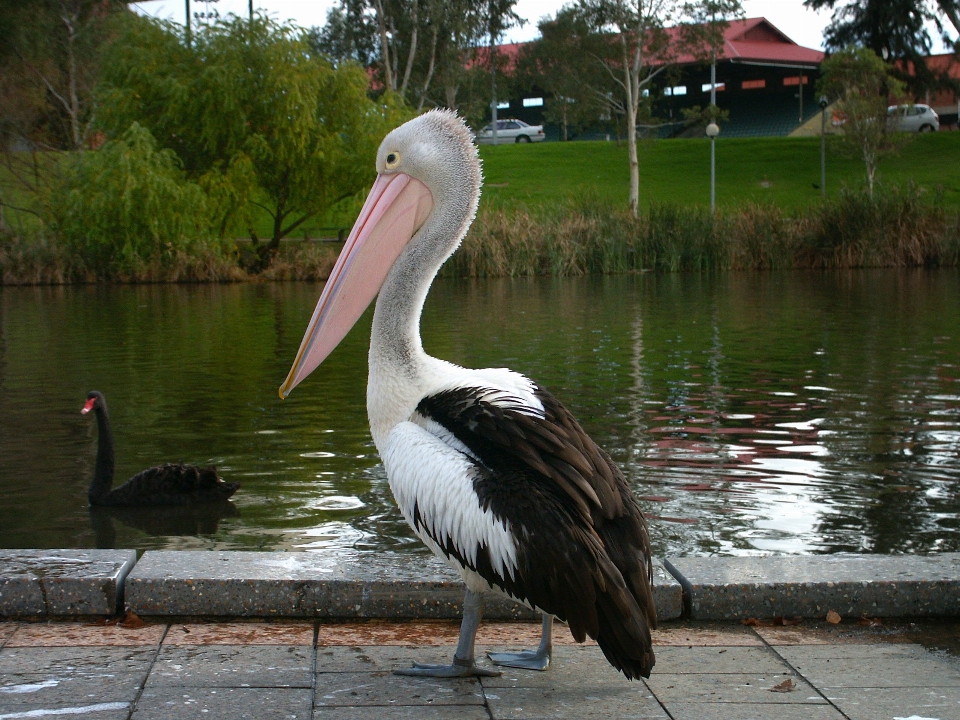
[49,123,223,274]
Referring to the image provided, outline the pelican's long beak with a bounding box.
[279,172,433,398]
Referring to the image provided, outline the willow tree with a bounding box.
[97,12,411,269]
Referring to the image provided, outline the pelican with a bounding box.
[280,110,656,679]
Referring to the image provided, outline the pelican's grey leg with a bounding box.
[488,613,553,671]
[394,589,501,677]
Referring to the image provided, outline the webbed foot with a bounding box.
[394,661,501,678]
[487,648,551,671]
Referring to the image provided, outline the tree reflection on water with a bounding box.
[0,270,957,557]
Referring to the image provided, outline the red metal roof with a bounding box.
[471,17,824,74]
[672,17,825,66]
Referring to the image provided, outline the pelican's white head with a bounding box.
[279,110,482,398]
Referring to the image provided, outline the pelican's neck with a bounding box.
[367,202,472,444]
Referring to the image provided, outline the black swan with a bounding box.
[81,391,239,506]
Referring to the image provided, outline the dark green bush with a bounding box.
[49,123,224,273]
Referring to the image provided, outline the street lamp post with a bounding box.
[819,95,828,198]
[706,122,719,213]
[706,53,719,214]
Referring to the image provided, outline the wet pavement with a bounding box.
[1,618,959,719]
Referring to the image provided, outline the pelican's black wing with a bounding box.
[416,385,656,679]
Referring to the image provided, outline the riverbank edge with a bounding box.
[2,549,959,624]
[4,189,959,284]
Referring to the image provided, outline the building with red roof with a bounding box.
[494,17,828,139]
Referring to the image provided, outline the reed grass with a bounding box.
[446,184,960,277]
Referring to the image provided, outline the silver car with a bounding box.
[887,104,940,132]
[476,119,546,145]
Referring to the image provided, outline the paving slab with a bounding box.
[0,671,145,712]
[483,683,668,719]
[661,703,847,720]
[777,643,960,688]
[148,645,314,687]
[6,620,165,647]
[132,686,313,720]
[651,645,791,674]
[480,646,668,718]
[666,553,960,620]
[481,645,643,689]
[0,701,131,719]
[126,551,682,621]
[315,671,485,707]
[164,622,314,645]
[0,549,136,617]
[314,706,490,719]
[644,672,824,704]
[822,686,960,720]
[0,645,158,674]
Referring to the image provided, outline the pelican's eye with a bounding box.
[385,151,400,169]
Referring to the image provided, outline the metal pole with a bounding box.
[249,0,253,29]
[710,55,716,214]
[710,137,716,213]
[820,106,826,198]
[490,29,498,145]
[798,70,804,122]
[185,0,191,45]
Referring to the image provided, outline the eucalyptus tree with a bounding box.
[515,9,607,141]
[804,0,960,92]
[0,0,126,150]
[574,0,742,215]
[817,47,908,197]
[311,0,518,112]
[97,12,410,269]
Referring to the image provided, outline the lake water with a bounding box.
[1,270,958,559]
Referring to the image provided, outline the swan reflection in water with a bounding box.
[89,501,240,548]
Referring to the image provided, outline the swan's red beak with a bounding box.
[279,172,433,398]
[81,398,96,414]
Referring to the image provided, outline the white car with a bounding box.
[887,104,940,132]
[476,119,546,145]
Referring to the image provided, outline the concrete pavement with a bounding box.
[1,618,959,720]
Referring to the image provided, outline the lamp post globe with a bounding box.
[706,122,720,138]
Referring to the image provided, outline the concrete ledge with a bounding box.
[126,551,683,621]
[665,553,960,620]
[0,549,136,616]
[7,549,959,623]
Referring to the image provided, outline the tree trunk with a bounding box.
[418,26,438,111]
[622,37,639,217]
[445,82,458,111]
[399,0,418,99]
[373,0,393,92]
[61,9,82,149]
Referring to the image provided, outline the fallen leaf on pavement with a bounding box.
[119,612,147,629]
[826,610,841,624]
[769,678,796,693]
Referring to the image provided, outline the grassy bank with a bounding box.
[478,132,960,212]
[0,238,338,285]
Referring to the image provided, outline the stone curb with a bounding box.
[0,549,135,616]
[124,551,684,620]
[2,550,960,621]
[666,553,960,620]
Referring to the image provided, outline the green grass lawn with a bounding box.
[4,133,957,244]
[478,132,960,213]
